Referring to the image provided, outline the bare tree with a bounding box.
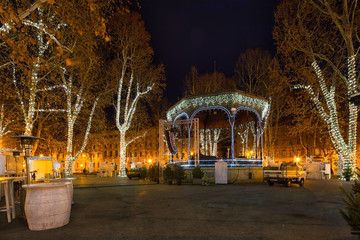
[233,48,273,97]
[273,0,359,177]
[184,67,236,96]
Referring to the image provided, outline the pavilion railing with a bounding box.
[174,158,263,168]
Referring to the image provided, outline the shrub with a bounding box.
[154,164,159,180]
[146,165,159,181]
[339,168,360,237]
[353,168,360,194]
[339,188,360,236]
[147,165,155,180]
[192,166,204,179]
[343,167,353,181]
[163,165,173,182]
[174,165,185,185]
[140,166,147,179]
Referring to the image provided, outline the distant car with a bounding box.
[127,168,141,179]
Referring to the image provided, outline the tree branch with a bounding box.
[20,0,48,20]
[73,97,99,161]
[23,19,71,52]
[125,131,147,149]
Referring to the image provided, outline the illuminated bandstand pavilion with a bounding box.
[159,90,271,168]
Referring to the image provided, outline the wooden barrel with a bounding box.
[23,182,71,231]
[45,177,76,203]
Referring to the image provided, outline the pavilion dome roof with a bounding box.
[166,90,270,122]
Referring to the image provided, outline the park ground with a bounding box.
[0,176,357,240]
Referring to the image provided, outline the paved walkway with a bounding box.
[0,177,357,240]
[72,174,156,188]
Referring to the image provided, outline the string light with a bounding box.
[199,128,221,156]
[65,97,98,176]
[295,58,358,179]
[0,22,11,34]
[167,91,269,162]
[115,69,154,177]
[8,7,65,136]
[238,127,249,156]
[0,105,12,140]
[59,62,99,176]
[167,91,270,122]
[6,6,96,175]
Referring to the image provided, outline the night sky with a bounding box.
[139,0,281,103]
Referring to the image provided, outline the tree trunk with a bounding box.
[118,131,127,177]
[65,121,74,176]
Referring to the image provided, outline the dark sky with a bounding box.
[139,0,281,103]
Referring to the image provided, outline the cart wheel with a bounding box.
[299,178,304,187]
[285,179,291,187]
[268,180,274,186]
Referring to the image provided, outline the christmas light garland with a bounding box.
[295,57,358,179]
[0,105,12,139]
[167,91,270,122]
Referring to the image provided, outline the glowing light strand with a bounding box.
[36,109,66,112]
[0,105,13,138]
[10,7,61,136]
[296,57,358,179]
[66,97,99,175]
[238,127,249,156]
[115,68,154,177]
[59,66,98,176]
[167,92,269,122]
[36,85,64,92]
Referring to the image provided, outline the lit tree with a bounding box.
[273,0,359,177]
[0,62,18,148]
[58,67,99,175]
[238,127,249,156]
[3,4,64,136]
[1,1,110,173]
[200,129,220,156]
[0,1,76,135]
[107,12,165,177]
[51,1,109,175]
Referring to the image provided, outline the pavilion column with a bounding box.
[230,116,235,160]
[188,121,191,163]
[255,119,258,159]
[260,123,263,161]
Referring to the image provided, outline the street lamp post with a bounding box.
[11,135,42,184]
[156,158,160,184]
